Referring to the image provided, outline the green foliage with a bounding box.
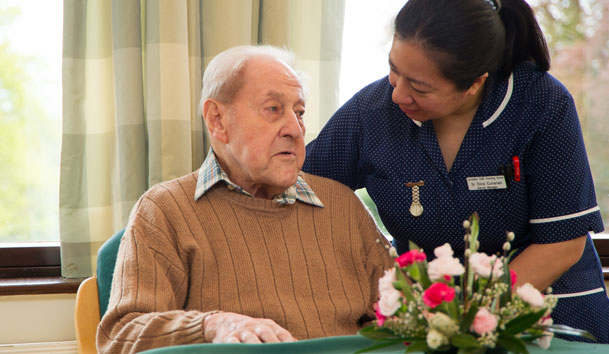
[534,0,589,50]
[496,333,529,354]
[450,333,480,349]
[502,310,547,336]
[533,0,609,226]
[0,7,60,242]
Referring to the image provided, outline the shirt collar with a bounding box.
[195,149,324,207]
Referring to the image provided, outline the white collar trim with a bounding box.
[482,73,513,128]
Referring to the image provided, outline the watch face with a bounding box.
[410,203,423,217]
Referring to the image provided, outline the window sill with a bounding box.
[0,277,83,296]
[0,237,605,296]
[0,243,81,295]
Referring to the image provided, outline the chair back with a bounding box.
[97,228,125,318]
[74,276,101,354]
[74,227,125,354]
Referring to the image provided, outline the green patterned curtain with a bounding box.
[60,0,345,278]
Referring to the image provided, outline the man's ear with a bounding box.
[202,99,229,144]
[466,72,489,96]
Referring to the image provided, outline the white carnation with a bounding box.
[516,283,545,308]
[378,268,396,293]
[469,252,504,279]
[377,268,402,316]
[378,287,402,316]
[434,243,454,258]
[535,317,554,349]
[428,256,465,281]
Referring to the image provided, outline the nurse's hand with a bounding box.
[203,311,297,343]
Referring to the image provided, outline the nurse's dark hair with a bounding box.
[394,0,550,90]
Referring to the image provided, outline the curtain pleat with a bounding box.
[60,0,345,278]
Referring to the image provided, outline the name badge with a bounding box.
[466,176,507,191]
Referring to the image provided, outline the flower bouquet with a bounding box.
[358,213,593,354]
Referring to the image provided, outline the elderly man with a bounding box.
[97,45,393,353]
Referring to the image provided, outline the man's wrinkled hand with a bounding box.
[203,312,297,344]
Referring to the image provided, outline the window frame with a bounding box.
[0,244,82,295]
[592,235,609,280]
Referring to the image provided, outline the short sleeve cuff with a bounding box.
[529,207,604,244]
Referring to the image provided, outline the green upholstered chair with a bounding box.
[74,228,125,354]
[96,228,124,318]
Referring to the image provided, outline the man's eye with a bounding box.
[297,110,305,118]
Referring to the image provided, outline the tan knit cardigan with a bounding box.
[97,172,394,353]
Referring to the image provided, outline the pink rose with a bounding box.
[471,307,498,335]
[469,252,504,279]
[423,282,455,308]
[396,249,426,267]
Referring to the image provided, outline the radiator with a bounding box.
[0,341,77,354]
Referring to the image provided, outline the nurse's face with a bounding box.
[388,38,485,122]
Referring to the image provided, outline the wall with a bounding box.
[0,294,75,344]
[0,283,606,346]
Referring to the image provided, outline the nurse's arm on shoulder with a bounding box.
[509,235,587,291]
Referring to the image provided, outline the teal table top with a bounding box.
[140,335,609,354]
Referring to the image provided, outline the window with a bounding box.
[0,1,62,283]
[530,0,609,228]
[0,0,62,243]
[338,0,405,106]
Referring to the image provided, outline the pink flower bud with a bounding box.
[396,249,426,267]
[510,269,518,289]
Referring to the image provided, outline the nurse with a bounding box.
[303,0,609,343]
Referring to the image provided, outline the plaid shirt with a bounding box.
[194,150,324,207]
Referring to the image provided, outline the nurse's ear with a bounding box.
[465,72,489,97]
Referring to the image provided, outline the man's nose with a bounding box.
[281,112,304,138]
[392,79,415,105]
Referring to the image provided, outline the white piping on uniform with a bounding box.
[411,119,422,127]
[551,287,605,299]
[529,206,600,224]
[482,73,514,128]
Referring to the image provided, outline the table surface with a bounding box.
[140,335,609,354]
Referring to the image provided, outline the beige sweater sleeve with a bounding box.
[96,197,215,354]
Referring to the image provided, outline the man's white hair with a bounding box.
[199,45,307,116]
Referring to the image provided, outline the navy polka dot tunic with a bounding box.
[303,62,609,343]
